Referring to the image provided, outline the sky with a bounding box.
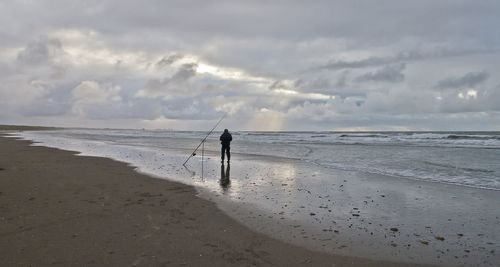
[1,0,500,131]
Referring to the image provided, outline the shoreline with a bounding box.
[0,135,439,266]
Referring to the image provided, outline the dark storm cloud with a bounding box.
[314,54,397,71]
[143,63,199,95]
[269,80,289,90]
[435,71,489,89]
[356,63,406,83]
[294,78,330,92]
[310,49,491,72]
[171,63,198,82]
[156,54,184,69]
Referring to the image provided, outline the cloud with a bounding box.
[17,37,63,65]
[435,71,489,89]
[356,63,406,83]
[156,54,184,69]
[335,70,350,88]
[483,85,500,111]
[269,80,294,90]
[139,63,199,97]
[293,78,330,93]
[19,84,72,117]
[71,81,122,116]
[1,1,500,130]
[309,48,491,72]
[171,63,198,82]
[68,81,163,120]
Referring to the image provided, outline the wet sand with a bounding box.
[209,164,500,266]
[0,134,440,266]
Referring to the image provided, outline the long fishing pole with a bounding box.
[182,114,226,166]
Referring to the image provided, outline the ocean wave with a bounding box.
[445,134,500,140]
[245,132,294,137]
[310,135,328,138]
[422,161,495,173]
[313,159,500,191]
[405,133,500,140]
[339,134,388,138]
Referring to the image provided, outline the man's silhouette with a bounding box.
[219,129,232,163]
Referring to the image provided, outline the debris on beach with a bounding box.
[435,236,445,241]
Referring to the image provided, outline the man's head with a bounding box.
[224,129,229,133]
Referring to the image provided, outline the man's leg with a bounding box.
[221,146,225,162]
[226,146,230,162]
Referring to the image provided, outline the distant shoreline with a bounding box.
[1,124,499,133]
[0,124,60,131]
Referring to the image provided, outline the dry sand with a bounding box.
[0,134,438,266]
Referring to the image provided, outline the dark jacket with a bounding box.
[220,132,232,147]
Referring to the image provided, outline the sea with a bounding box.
[14,129,500,266]
[18,129,500,190]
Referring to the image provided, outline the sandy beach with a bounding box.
[0,133,442,266]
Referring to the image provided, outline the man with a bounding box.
[219,129,232,163]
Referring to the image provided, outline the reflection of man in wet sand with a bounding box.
[220,163,230,190]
